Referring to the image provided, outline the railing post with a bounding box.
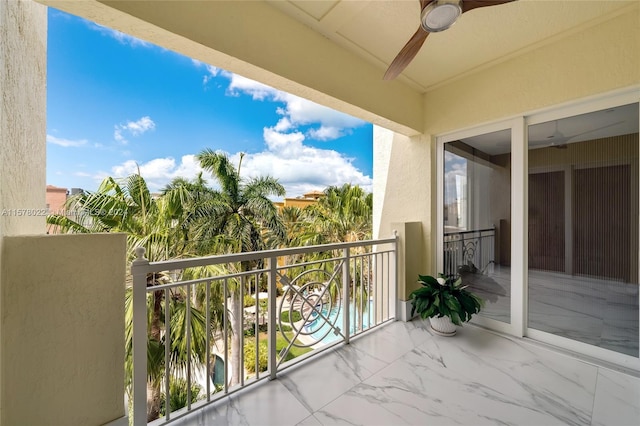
[391,231,398,319]
[132,247,149,426]
[343,248,351,344]
[268,256,277,380]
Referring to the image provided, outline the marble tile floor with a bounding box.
[463,267,639,357]
[171,319,640,426]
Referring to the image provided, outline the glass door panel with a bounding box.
[527,103,639,357]
[443,129,511,324]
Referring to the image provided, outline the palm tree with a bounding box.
[302,184,373,245]
[195,150,286,386]
[296,184,373,331]
[47,174,218,421]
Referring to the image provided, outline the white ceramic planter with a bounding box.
[429,316,457,336]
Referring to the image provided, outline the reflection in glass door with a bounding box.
[443,129,511,323]
[527,103,639,357]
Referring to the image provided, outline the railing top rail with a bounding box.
[444,227,495,237]
[132,235,397,273]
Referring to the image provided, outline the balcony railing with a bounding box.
[131,235,397,425]
[443,227,495,277]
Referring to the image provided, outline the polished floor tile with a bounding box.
[591,368,640,426]
[464,267,639,356]
[175,320,640,426]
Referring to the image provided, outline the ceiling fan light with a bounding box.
[421,1,462,33]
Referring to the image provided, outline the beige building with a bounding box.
[45,184,67,214]
[1,1,638,425]
[274,190,324,210]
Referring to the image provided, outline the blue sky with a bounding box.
[46,8,373,198]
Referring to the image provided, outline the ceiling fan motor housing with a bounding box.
[421,0,463,32]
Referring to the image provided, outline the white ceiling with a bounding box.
[266,0,636,91]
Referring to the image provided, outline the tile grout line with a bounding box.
[588,367,601,426]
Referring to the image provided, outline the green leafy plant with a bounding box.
[159,378,202,416]
[410,273,483,326]
[244,340,268,373]
[243,294,256,307]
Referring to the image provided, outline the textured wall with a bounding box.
[0,0,47,236]
[373,126,434,300]
[0,1,48,423]
[1,234,126,425]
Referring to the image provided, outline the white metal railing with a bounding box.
[443,227,495,277]
[131,235,397,425]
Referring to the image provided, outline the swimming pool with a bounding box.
[303,300,374,344]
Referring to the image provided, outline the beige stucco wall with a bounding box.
[1,233,126,426]
[0,0,48,422]
[391,222,424,301]
[0,0,47,236]
[373,126,434,292]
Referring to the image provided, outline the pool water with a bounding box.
[303,300,374,344]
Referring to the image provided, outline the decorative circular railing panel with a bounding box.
[278,267,343,353]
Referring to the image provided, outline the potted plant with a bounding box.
[409,273,483,336]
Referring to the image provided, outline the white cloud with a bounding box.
[192,60,223,86]
[200,72,372,195]
[46,134,87,148]
[103,130,371,196]
[220,73,365,142]
[101,73,371,197]
[203,65,221,85]
[89,23,150,48]
[114,116,156,144]
[105,155,207,191]
[127,116,155,135]
[274,117,292,132]
[227,74,277,100]
[307,126,343,141]
[237,126,372,195]
[277,93,363,130]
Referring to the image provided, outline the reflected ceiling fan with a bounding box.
[544,120,625,149]
[384,0,517,80]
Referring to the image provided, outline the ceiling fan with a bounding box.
[384,0,517,80]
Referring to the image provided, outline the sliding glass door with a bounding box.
[527,103,639,357]
[438,92,639,365]
[443,128,512,324]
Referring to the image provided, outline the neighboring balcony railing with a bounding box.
[444,227,495,277]
[131,235,397,425]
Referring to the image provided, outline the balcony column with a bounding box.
[0,0,47,236]
[0,0,47,423]
[392,222,424,321]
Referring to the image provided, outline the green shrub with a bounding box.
[280,310,302,323]
[159,378,202,416]
[244,323,269,337]
[243,323,292,337]
[279,324,292,332]
[243,294,256,307]
[244,340,268,373]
